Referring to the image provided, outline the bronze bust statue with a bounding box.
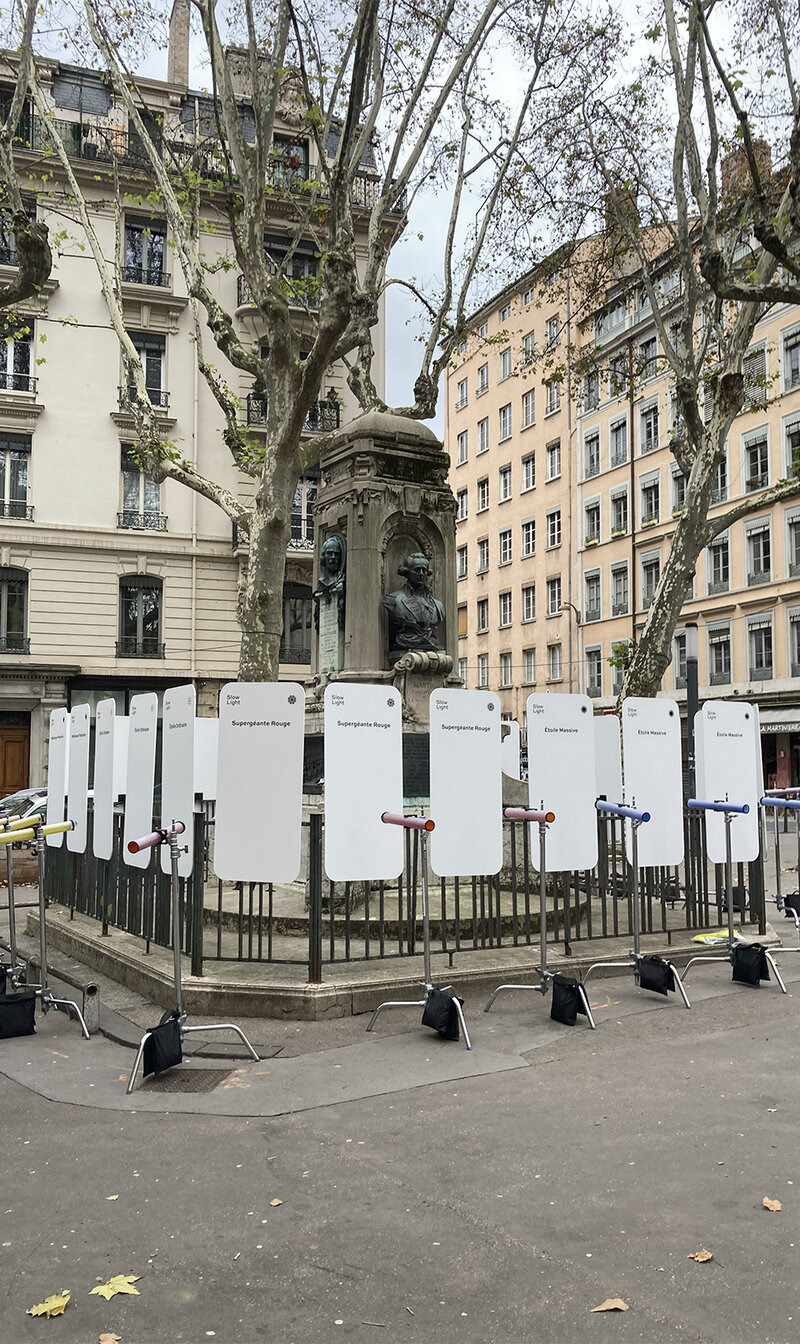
[383,552,445,663]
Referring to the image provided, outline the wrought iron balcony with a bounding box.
[245,393,340,433]
[747,568,771,587]
[675,675,687,689]
[0,634,30,654]
[584,605,601,623]
[750,665,773,680]
[746,473,768,492]
[0,502,33,520]
[587,683,602,698]
[119,385,170,411]
[643,593,656,609]
[791,661,800,678]
[0,371,36,393]
[611,600,629,616]
[708,578,729,595]
[641,512,659,526]
[279,643,311,665]
[710,669,731,685]
[121,265,170,287]
[610,525,627,537]
[116,637,165,659]
[710,484,728,504]
[790,561,800,578]
[0,245,17,266]
[237,272,319,310]
[117,510,168,531]
[610,451,628,468]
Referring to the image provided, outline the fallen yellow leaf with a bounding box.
[99,1334,122,1344]
[269,1198,283,1207]
[105,1195,119,1201]
[687,1250,713,1262]
[591,1298,629,1313]
[90,1274,141,1301]
[26,1291,70,1318]
[763,1197,782,1212]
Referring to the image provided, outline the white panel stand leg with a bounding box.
[126,826,260,1094]
[366,825,471,1050]
[3,834,26,989]
[32,824,90,1039]
[484,811,596,1029]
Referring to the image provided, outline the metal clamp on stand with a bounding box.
[760,795,800,955]
[583,802,691,1008]
[366,813,471,1050]
[484,806,595,1029]
[0,818,92,1037]
[683,799,786,993]
[126,823,260,1094]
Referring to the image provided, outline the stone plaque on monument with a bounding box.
[318,598,341,676]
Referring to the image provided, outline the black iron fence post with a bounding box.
[308,811,323,984]
[190,811,206,977]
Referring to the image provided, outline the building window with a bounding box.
[547,642,562,682]
[523,647,536,684]
[499,403,512,441]
[784,331,800,391]
[612,564,629,616]
[477,417,489,454]
[522,287,535,306]
[499,651,512,687]
[640,401,659,454]
[522,389,535,428]
[499,528,512,565]
[120,445,164,530]
[545,440,561,480]
[290,475,317,547]
[0,198,35,266]
[0,567,28,653]
[611,641,629,694]
[522,584,536,622]
[499,591,512,627]
[611,490,628,535]
[128,331,167,408]
[457,544,468,580]
[788,513,800,578]
[585,501,600,545]
[499,302,511,322]
[709,625,731,685]
[0,314,33,392]
[545,380,561,414]
[280,581,313,663]
[546,314,560,349]
[477,364,489,397]
[639,335,658,378]
[584,572,601,622]
[477,652,489,688]
[0,432,31,519]
[672,471,686,514]
[458,656,468,686]
[785,416,800,475]
[499,348,512,380]
[610,418,627,466]
[499,465,512,501]
[743,345,768,411]
[477,477,489,512]
[789,613,800,677]
[456,377,468,409]
[748,618,773,680]
[522,331,535,364]
[673,631,687,688]
[118,574,164,658]
[711,452,728,504]
[709,536,730,593]
[477,537,489,572]
[456,430,468,464]
[585,432,600,479]
[458,605,468,637]
[522,453,535,491]
[642,556,660,608]
[123,216,167,285]
[522,518,536,557]
[746,523,771,585]
[457,488,468,521]
[586,647,602,696]
[641,476,660,525]
[745,433,769,491]
[584,371,600,411]
[546,508,562,548]
[547,576,562,616]
[477,598,489,633]
[609,353,627,397]
[477,320,488,339]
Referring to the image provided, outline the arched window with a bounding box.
[0,567,28,653]
[280,582,312,665]
[117,574,164,658]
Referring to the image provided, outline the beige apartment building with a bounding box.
[446,251,800,789]
[0,17,385,790]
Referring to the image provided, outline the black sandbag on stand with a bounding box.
[638,956,676,997]
[484,807,596,1029]
[142,1009,183,1076]
[422,987,464,1041]
[731,944,771,986]
[761,793,800,956]
[0,989,37,1038]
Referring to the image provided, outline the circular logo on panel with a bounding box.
[386,698,395,707]
[287,694,297,705]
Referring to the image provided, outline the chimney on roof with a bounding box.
[168,0,190,87]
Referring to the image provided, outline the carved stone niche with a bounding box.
[311,411,458,694]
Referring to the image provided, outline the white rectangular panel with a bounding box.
[160,685,196,877]
[194,718,218,800]
[526,694,598,872]
[429,690,502,877]
[113,717,128,799]
[123,693,159,869]
[46,709,70,848]
[622,697,684,866]
[214,682,305,883]
[595,714,623,803]
[66,704,90,853]
[324,683,403,881]
[695,700,760,863]
[93,699,117,861]
[501,720,521,780]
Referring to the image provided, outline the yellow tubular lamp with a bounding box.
[0,819,73,845]
[8,812,41,829]
[0,813,21,827]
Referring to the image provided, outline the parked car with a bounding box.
[0,787,47,821]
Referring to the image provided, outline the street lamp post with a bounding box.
[685,621,699,794]
[563,601,583,694]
